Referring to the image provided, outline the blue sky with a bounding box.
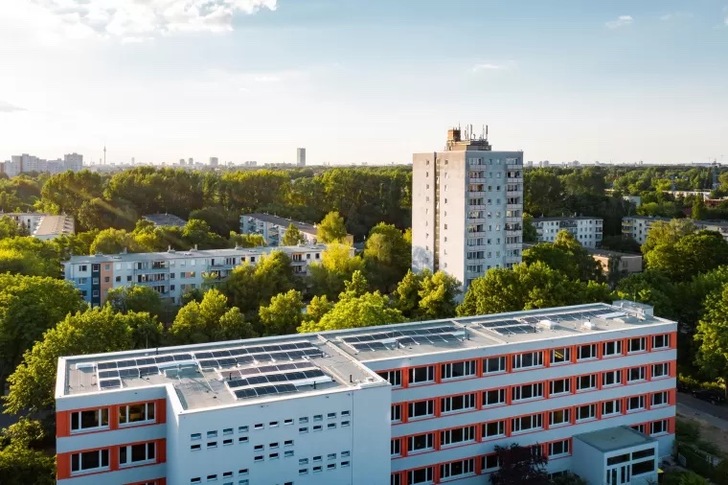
[1,0,726,165]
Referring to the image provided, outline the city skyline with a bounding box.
[1,0,727,165]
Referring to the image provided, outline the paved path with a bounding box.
[677,392,728,431]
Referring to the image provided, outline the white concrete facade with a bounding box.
[622,216,728,245]
[412,129,523,290]
[56,300,676,485]
[534,217,604,248]
[63,244,332,307]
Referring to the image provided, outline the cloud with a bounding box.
[471,61,516,73]
[659,12,693,22]
[0,101,25,113]
[605,15,633,29]
[27,0,277,41]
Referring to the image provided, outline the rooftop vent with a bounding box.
[537,319,557,330]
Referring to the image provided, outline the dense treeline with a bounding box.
[1,166,411,239]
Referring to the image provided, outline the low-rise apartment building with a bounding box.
[240,213,354,247]
[0,212,75,239]
[56,300,676,485]
[587,248,643,276]
[533,217,603,248]
[63,245,329,306]
[622,216,728,245]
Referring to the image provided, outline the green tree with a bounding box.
[694,286,728,399]
[90,228,135,254]
[299,273,404,332]
[301,295,335,328]
[645,230,728,281]
[393,270,424,318]
[0,237,60,277]
[614,270,678,320]
[229,232,266,248]
[457,262,611,316]
[317,211,348,243]
[363,222,411,292]
[0,216,26,240]
[418,271,460,320]
[4,307,155,415]
[0,274,85,391]
[259,290,305,336]
[307,243,365,299]
[642,218,696,253]
[169,289,255,344]
[522,213,538,243]
[550,472,588,485]
[523,230,601,282]
[181,219,227,249]
[106,285,163,316]
[691,197,707,220]
[490,443,549,485]
[0,444,54,485]
[281,223,306,246]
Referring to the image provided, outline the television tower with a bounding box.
[103,145,107,165]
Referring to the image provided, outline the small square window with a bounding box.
[191,433,202,441]
[299,427,308,434]
[313,415,323,422]
[327,423,336,429]
[238,426,248,433]
[299,469,308,476]
[269,442,279,449]
[207,442,217,449]
[342,421,350,427]
[284,440,294,447]
[238,469,248,475]
[327,412,337,419]
[341,451,350,457]
[207,431,218,438]
[269,453,279,460]
[254,423,264,430]
[313,466,322,473]
[269,421,279,427]
[284,419,294,425]
[191,444,201,451]
[313,456,322,462]
[254,445,264,451]
[284,450,294,457]
[299,458,309,465]
[327,464,336,470]
[254,455,263,462]
[223,472,233,478]
[299,417,309,424]
[341,410,351,417]
[238,436,248,443]
[223,439,233,446]
[327,453,337,460]
[313,425,322,432]
[223,428,233,435]
[342,461,350,467]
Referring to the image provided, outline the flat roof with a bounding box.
[242,213,318,235]
[59,301,675,411]
[34,215,74,236]
[534,216,603,222]
[575,426,656,453]
[142,213,188,227]
[65,244,327,265]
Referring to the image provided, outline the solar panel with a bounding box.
[173,353,193,361]
[196,352,214,359]
[233,383,299,400]
[119,368,139,378]
[97,361,117,370]
[138,365,159,377]
[99,370,119,379]
[212,350,231,358]
[99,378,121,389]
[155,355,174,363]
[116,359,136,368]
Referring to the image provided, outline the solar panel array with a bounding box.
[341,326,465,352]
[93,341,324,391]
[224,360,332,400]
[475,308,619,336]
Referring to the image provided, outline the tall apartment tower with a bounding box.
[297,147,306,166]
[412,127,524,289]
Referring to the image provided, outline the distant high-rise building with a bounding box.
[209,157,219,167]
[412,126,524,290]
[188,157,194,166]
[179,158,185,165]
[297,147,306,166]
[64,153,83,171]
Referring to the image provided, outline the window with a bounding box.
[628,395,645,412]
[549,439,570,457]
[512,413,543,433]
[484,356,506,374]
[207,442,217,449]
[342,461,350,467]
[207,431,218,438]
[440,459,474,479]
[408,400,434,419]
[391,404,402,422]
[603,400,622,416]
[577,344,597,360]
[440,426,475,446]
[299,427,308,434]
[119,402,155,425]
[632,459,656,476]
[633,448,655,460]
[512,383,543,401]
[390,439,401,456]
[71,409,109,432]
[603,340,622,356]
[551,347,571,364]
[652,362,669,378]
[71,449,109,474]
[628,366,646,383]
[341,410,350,417]
[298,417,308,424]
[603,369,622,387]
[651,420,669,435]
[269,421,279,427]
[223,439,233,446]
[120,442,155,466]
[550,378,571,395]
[483,420,505,438]
[512,351,543,369]
[313,425,322,431]
[254,455,263,462]
[342,420,350,427]
[482,454,501,471]
[327,423,336,430]
[313,466,322,473]
[408,366,435,384]
[299,469,308,475]
[483,388,506,406]
[284,419,293,426]
[408,467,433,484]
[441,360,476,380]
[377,370,402,387]
[269,453,279,460]
[576,404,596,421]
[441,393,476,413]
[191,444,201,451]
[341,451,350,458]
[284,440,294,447]
[254,423,264,430]
[653,334,670,349]
[238,436,248,443]
[409,433,434,453]
[629,337,646,353]
[576,374,596,391]
[191,433,201,440]
[549,409,570,427]
[652,391,669,407]
[223,428,233,435]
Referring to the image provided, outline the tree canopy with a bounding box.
[317,211,348,243]
[169,289,254,344]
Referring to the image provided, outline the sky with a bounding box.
[0,0,727,166]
